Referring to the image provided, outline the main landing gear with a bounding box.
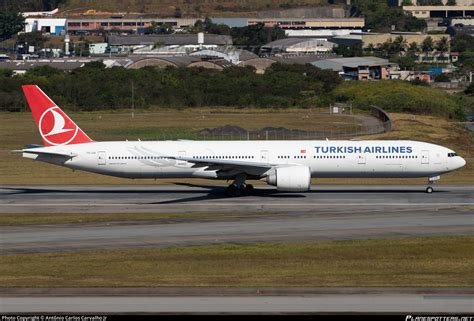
[225,174,254,197]
[426,176,440,193]
[225,183,254,197]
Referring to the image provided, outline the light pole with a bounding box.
[131,79,135,119]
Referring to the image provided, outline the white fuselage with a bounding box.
[23,140,466,180]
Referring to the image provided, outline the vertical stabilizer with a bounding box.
[22,85,93,146]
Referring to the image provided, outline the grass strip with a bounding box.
[0,236,472,288]
[0,211,265,226]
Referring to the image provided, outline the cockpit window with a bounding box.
[448,153,458,157]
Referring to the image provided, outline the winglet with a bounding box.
[22,85,93,146]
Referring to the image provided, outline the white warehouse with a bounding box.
[261,38,336,55]
[24,18,67,36]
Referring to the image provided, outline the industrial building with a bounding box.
[311,57,399,80]
[66,18,198,35]
[249,18,365,37]
[0,59,102,75]
[403,5,474,18]
[107,34,232,55]
[126,56,232,70]
[24,18,67,35]
[238,54,336,74]
[64,16,364,37]
[261,38,337,55]
[189,49,258,64]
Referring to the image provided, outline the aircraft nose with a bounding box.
[459,157,466,168]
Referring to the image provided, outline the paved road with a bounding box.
[1,294,473,313]
[0,185,473,253]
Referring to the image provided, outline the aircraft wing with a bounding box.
[167,156,275,176]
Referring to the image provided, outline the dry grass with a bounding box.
[1,236,472,287]
[60,0,327,17]
[0,211,264,226]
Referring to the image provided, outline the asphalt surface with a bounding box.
[2,294,473,313]
[1,288,473,314]
[1,185,473,314]
[1,184,473,253]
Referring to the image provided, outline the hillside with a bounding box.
[58,0,333,18]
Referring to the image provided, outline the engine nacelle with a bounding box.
[265,166,311,192]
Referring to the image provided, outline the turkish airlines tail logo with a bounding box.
[22,85,93,146]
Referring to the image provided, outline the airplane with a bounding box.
[15,85,466,196]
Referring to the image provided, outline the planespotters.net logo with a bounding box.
[406,316,474,321]
[38,106,79,145]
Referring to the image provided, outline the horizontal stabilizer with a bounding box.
[12,149,77,158]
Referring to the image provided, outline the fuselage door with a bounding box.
[358,153,366,164]
[98,151,106,165]
[177,150,187,167]
[260,150,269,163]
[421,150,429,164]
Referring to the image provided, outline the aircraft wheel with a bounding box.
[226,184,241,197]
[244,184,254,196]
[426,186,434,193]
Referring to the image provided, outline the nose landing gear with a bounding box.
[426,176,440,193]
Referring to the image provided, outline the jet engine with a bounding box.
[265,166,311,192]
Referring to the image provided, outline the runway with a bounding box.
[1,184,473,213]
[1,185,473,253]
[1,185,473,314]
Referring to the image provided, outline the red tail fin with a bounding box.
[22,85,93,146]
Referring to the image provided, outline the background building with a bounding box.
[261,38,336,55]
[108,34,232,55]
[311,57,399,80]
[403,5,474,18]
[24,18,66,36]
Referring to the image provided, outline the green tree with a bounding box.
[231,23,286,51]
[0,68,12,77]
[434,73,450,82]
[446,0,456,5]
[408,42,419,54]
[145,21,158,34]
[190,20,204,33]
[436,36,449,52]
[436,36,450,62]
[393,35,407,53]
[465,82,474,95]
[364,43,375,55]
[333,43,363,57]
[27,65,62,77]
[451,33,474,52]
[350,0,426,32]
[0,11,24,41]
[417,0,443,4]
[392,55,416,70]
[422,36,434,52]
[16,31,48,54]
